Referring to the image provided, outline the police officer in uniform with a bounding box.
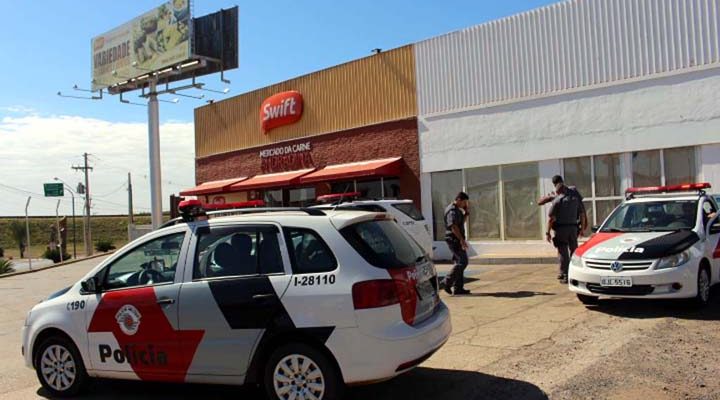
[443,192,471,295]
[542,176,588,284]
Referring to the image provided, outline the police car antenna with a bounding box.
[333,183,353,212]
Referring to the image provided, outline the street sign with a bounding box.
[44,183,64,197]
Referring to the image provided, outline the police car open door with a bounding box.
[85,231,196,381]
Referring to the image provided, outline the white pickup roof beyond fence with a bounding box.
[415,0,720,115]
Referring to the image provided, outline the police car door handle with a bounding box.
[157,298,176,305]
[252,294,274,301]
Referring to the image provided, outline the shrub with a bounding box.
[0,259,14,274]
[95,239,116,253]
[42,248,71,264]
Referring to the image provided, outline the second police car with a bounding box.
[569,183,720,306]
[21,202,450,399]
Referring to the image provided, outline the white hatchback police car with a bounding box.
[312,195,434,258]
[21,203,450,398]
[569,183,720,306]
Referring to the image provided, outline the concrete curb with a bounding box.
[0,252,114,279]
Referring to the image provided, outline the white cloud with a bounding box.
[0,114,195,216]
[0,105,36,114]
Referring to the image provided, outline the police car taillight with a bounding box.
[352,280,399,310]
[625,182,711,195]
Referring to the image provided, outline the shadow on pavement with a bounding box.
[583,287,720,321]
[466,291,555,298]
[37,380,259,399]
[350,367,548,400]
[37,368,547,400]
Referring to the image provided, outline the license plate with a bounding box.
[416,280,436,301]
[600,277,632,287]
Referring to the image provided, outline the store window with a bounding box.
[288,187,315,207]
[465,166,500,240]
[431,170,463,241]
[632,150,661,187]
[383,178,401,199]
[264,189,283,207]
[664,147,696,186]
[563,153,622,226]
[502,163,540,239]
[356,179,382,199]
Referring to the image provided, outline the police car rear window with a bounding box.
[341,220,425,269]
[392,203,424,221]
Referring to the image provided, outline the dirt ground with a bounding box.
[1,259,719,399]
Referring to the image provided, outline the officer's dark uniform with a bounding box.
[444,203,468,292]
[548,187,585,279]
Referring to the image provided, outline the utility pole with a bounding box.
[128,172,134,224]
[72,153,93,256]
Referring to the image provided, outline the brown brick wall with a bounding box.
[195,118,421,207]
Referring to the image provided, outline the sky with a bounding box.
[0,0,556,216]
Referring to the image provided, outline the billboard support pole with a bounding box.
[148,79,163,230]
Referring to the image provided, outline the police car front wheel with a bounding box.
[34,335,88,397]
[693,267,711,308]
[264,342,343,400]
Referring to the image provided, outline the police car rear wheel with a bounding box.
[35,336,88,397]
[264,342,342,400]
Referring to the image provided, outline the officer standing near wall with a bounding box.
[542,176,588,284]
[443,192,471,295]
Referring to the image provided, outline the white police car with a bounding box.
[21,202,451,398]
[312,194,434,258]
[569,183,720,306]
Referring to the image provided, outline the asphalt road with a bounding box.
[1,258,719,399]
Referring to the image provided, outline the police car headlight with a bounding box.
[570,254,582,268]
[656,250,691,270]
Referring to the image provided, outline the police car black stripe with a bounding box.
[618,230,699,260]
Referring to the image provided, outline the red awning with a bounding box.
[228,168,316,191]
[298,157,403,184]
[180,177,248,196]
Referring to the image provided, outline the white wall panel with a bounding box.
[415,0,720,116]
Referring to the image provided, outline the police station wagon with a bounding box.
[22,204,451,398]
[569,183,720,306]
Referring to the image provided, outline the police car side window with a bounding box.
[703,201,717,226]
[194,226,284,280]
[102,232,185,291]
[283,228,337,274]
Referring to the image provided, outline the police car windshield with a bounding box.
[601,200,697,232]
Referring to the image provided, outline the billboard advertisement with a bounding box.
[92,0,191,90]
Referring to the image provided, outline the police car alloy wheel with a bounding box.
[694,267,711,307]
[34,336,88,397]
[264,343,343,400]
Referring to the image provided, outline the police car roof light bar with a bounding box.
[625,182,711,199]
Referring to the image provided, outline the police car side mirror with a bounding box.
[80,277,100,294]
[710,223,720,235]
[591,225,600,233]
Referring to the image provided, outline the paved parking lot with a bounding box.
[1,258,719,399]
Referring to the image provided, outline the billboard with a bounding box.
[92,0,191,90]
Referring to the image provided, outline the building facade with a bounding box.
[416,0,720,259]
[186,0,720,260]
[184,45,422,207]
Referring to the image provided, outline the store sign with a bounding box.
[261,91,303,133]
[259,141,314,173]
